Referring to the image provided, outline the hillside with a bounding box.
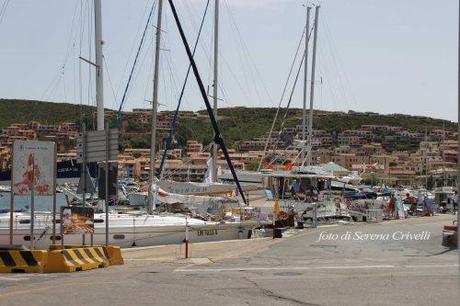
[0,99,99,129]
[1,99,456,150]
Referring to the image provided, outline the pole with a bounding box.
[306,5,320,167]
[81,124,87,206]
[105,123,110,246]
[212,0,219,182]
[148,0,164,214]
[273,179,278,239]
[185,215,189,258]
[81,123,87,245]
[60,209,64,248]
[30,154,35,249]
[457,0,459,250]
[424,128,428,188]
[52,143,57,245]
[94,0,104,131]
[301,6,311,161]
[312,203,317,228]
[9,147,14,246]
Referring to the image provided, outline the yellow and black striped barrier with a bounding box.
[45,247,109,273]
[0,250,48,273]
[0,245,123,273]
[102,246,124,266]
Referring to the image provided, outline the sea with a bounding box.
[0,192,68,211]
[0,178,78,211]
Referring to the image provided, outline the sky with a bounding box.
[0,0,458,122]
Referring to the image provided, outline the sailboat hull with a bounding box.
[0,224,252,249]
[0,213,257,249]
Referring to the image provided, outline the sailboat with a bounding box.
[0,0,259,249]
[213,5,352,223]
[261,6,351,223]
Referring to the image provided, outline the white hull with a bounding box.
[0,212,257,249]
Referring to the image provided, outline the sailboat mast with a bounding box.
[212,0,219,182]
[94,0,104,131]
[301,6,311,161]
[148,0,164,214]
[306,5,319,167]
[456,0,459,248]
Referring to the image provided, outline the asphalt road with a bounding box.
[0,215,459,306]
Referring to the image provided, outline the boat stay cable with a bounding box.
[157,0,211,179]
[0,0,10,24]
[115,0,158,126]
[257,27,310,170]
[266,27,315,167]
[167,0,247,205]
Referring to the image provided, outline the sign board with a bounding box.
[77,129,119,163]
[12,141,56,196]
[77,129,119,143]
[78,151,119,163]
[61,206,95,235]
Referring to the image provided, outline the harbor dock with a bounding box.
[0,214,458,306]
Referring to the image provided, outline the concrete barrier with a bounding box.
[45,247,109,273]
[103,246,124,266]
[0,250,48,273]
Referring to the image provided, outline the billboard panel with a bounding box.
[12,141,56,196]
[61,206,95,235]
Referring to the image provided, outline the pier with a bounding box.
[0,215,457,306]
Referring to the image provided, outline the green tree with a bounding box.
[129,137,149,148]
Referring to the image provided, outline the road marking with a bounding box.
[0,281,123,299]
[175,264,395,273]
[175,263,459,273]
[0,276,29,282]
[124,258,166,261]
[405,264,459,269]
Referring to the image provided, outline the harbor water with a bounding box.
[0,192,68,211]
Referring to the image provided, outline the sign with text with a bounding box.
[12,141,56,196]
[61,206,95,235]
[77,129,119,163]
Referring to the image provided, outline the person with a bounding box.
[310,187,318,202]
[290,179,302,199]
[388,194,396,218]
[424,195,434,216]
[404,193,416,214]
[278,178,285,199]
[395,192,404,219]
[416,192,424,216]
[305,186,316,203]
[291,180,301,194]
